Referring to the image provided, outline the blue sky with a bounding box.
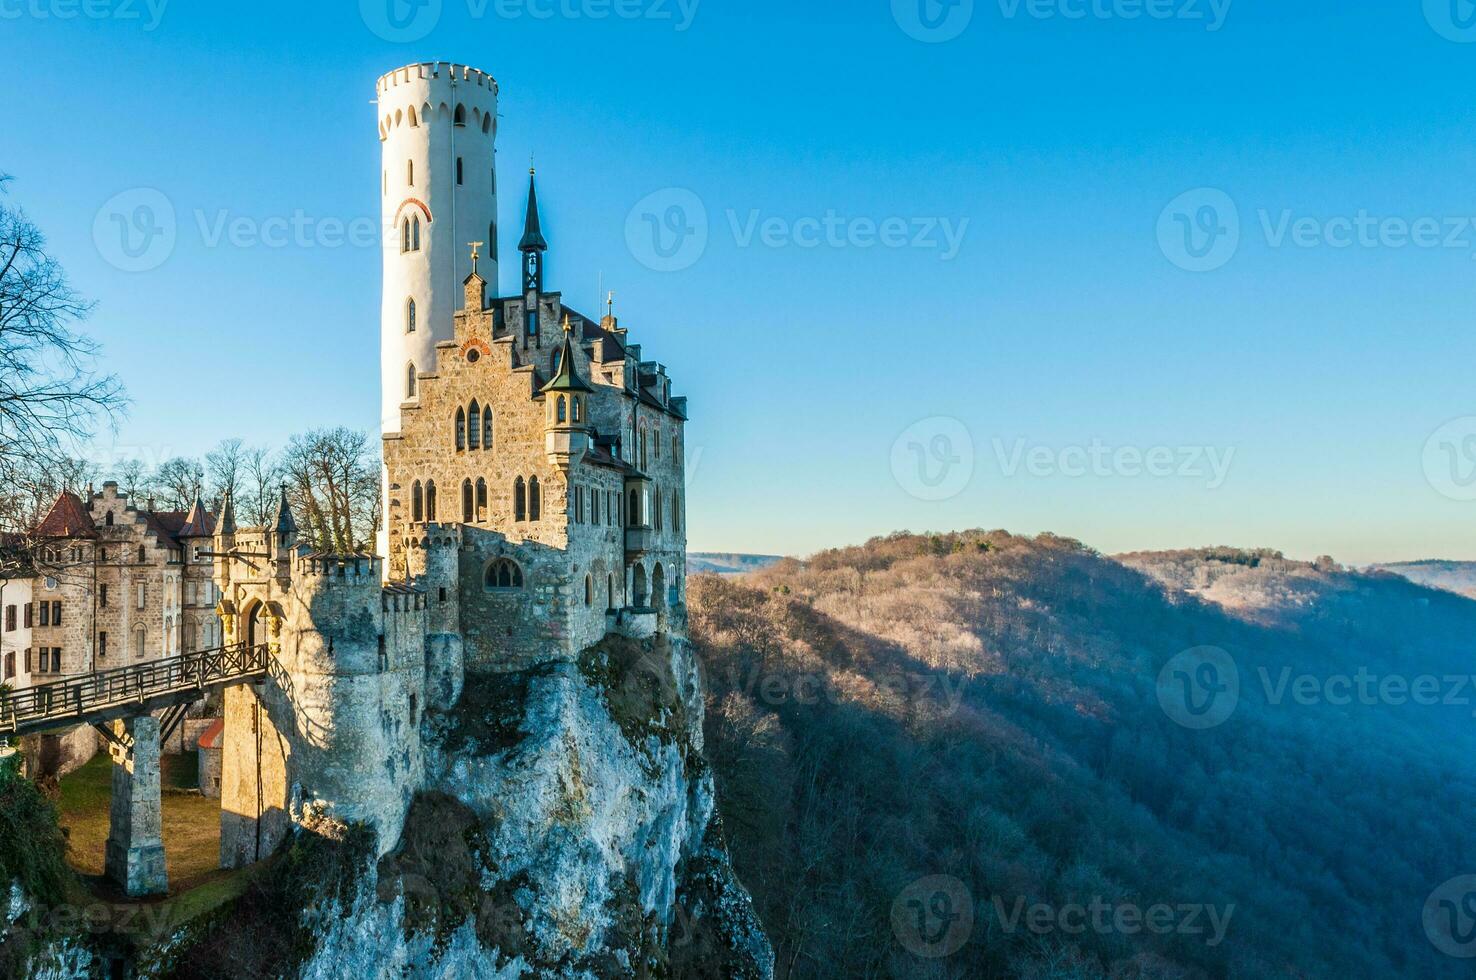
[3,0,1473,562]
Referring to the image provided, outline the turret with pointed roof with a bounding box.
[519,168,547,253]
[178,497,216,539]
[543,315,591,473]
[35,491,96,539]
[216,489,237,537]
[520,169,547,334]
[271,485,298,580]
[541,315,595,396]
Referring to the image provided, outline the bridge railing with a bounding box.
[0,643,270,735]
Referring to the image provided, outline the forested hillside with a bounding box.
[691,531,1476,978]
[1371,560,1476,599]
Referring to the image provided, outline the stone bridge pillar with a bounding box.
[104,715,168,897]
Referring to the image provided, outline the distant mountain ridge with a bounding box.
[1369,560,1476,598]
[687,552,783,576]
[692,530,1476,977]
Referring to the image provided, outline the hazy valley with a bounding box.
[691,532,1476,978]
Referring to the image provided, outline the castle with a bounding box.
[4,488,222,697]
[206,62,690,866]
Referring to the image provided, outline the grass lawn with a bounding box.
[58,750,226,894]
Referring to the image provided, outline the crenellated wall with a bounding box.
[217,546,438,864]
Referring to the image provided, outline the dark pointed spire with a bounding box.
[216,489,237,537]
[519,168,547,253]
[274,485,297,536]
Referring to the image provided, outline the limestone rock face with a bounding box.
[2,881,96,979]
[293,635,772,979]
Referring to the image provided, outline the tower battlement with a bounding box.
[293,552,383,587]
[377,62,498,95]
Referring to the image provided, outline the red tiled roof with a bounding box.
[178,499,216,538]
[35,491,96,539]
[198,718,224,750]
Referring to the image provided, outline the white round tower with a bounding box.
[377,62,500,434]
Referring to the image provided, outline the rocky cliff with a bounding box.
[149,634,772,979]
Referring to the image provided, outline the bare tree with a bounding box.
[0,455,99,540]
[205,438,246,511]
[155,456,204,511]
[279,427,380,553]
[0,174,126,532]
[242,445,279,527]
[113,457,148,499]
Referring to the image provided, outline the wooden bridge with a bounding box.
[0,643,270,740]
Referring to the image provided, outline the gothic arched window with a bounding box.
[406,298,416,333]
[514,477,526,522]
[455,408,467,451]
[462,480,473,523]
[406,362,417,399]
[468,400,482,450]
[556,396,567,424]
[412,215,421,251]
[529,477,542,521]
[412,481,424,522]
[482,406,493,449]
[484,558,524,591]
[653,489,663,532]
[672,493,681,535]
[425,481,437,522]
[475,478,487,521]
